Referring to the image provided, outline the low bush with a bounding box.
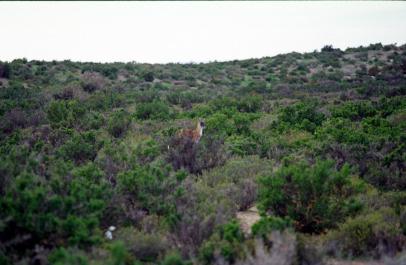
[167,135,228,174]
[0,163,110,259]
[198,220,245,264]
[116,163,181,220]
[326,207,406,258]
[135,101,172,120]
[115,227,168,262]
[57,131,100,164]
[47,100,87,129]
[161,252,191,265]
[276,101,325,133]
[199,156,272,210]
[258,160,366,233]
[0,62,11,78]
[251,216,293,238]
[81,71,106,93]
[331,101,377,121]
[107,109,131,138]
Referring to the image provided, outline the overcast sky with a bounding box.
[1,1,406,64]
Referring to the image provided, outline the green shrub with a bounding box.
[315,118,369,145]
[206,112,236,136]
[166,91,204,107]
[258,160,366,233]
[48,247,89,265]
[237,95,263,113]
[82,111,105,130]
[108,109,131,138]
[204,109,259,137]
[117,163,179,216]
[142,71,154,82]
[331,101,377,121]
[86,91,125,110]
[135,101,172,120]
[251,216,293,237]
[198,155,272,210]
[161,252,191,265]
[57,131,100,164]
[134,89,159,103]
[115,227,168,262]
[225,135,258,156]
[0,162,110,256]
[198,220,244,264]
[276,101,325,133]
[134,139,160,164]
[243,80,269,94]
[326,207,405,258]
[47,100,86,128]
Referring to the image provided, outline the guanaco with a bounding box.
[178,119,205,143]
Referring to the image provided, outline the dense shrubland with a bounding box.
[1,43,406,264]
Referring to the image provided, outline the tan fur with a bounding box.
[178,120,204,143]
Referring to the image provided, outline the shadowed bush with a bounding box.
[167,135,228,174]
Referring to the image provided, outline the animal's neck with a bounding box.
[196,123,203,136]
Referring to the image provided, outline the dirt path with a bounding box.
[236,206,261,235]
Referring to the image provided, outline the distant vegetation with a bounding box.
[1,43,406,265]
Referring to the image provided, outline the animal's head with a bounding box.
[198,119,205,129]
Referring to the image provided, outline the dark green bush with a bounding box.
[57,131,99,164]
[199,220,244,264]
[251,216,293,237]
[0,62,11,78]
[161,252,191,265]
[315,118,369,145]
[142,71,154,82]
[48,247,89,265]
[258,160,366,233]
[204,109,259,137]
[331,101,377,121]
[135,101,172,120]
[243,80,269,94]
[276,101,325,133]
[117,163,179,217]
[107,109,131,138]
[0,163,110,257]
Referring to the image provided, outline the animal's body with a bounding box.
[178,120,205,143]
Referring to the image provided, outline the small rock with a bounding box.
[105,226,116,240]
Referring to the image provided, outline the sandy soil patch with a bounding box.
[236,206,261,235]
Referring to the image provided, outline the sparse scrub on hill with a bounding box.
[0,44,405,264]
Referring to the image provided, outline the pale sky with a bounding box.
[1,1,406,64]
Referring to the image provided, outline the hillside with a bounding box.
[1,43,406,265]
